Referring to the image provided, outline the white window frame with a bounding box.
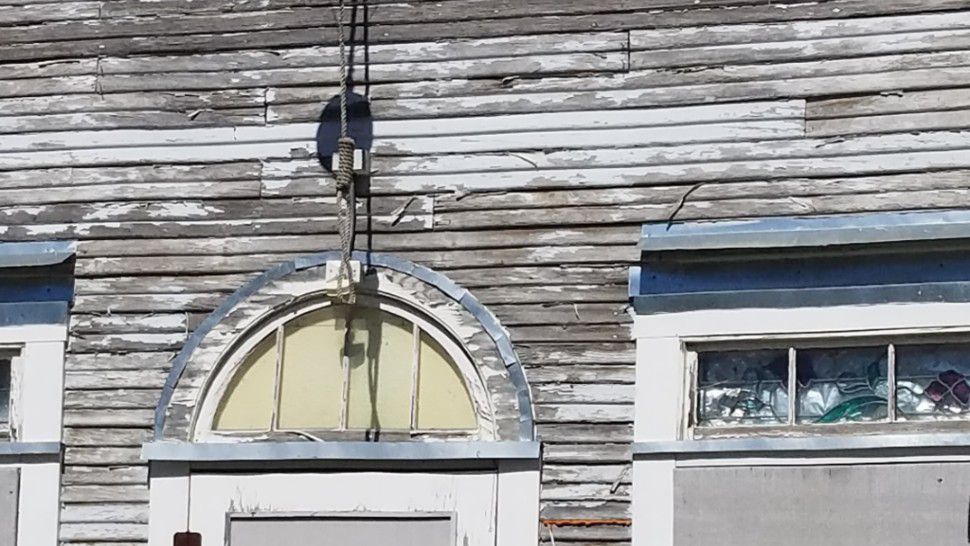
[632,300,970,546]
[0,322,67,546]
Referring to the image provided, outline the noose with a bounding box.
[334,0,357,304]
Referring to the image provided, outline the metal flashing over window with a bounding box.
[630,211,970,313]
[640,210,970,252]
[0,241,75,269]
[0,242,76,323]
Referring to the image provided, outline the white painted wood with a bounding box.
[633,301,970,340]
[634,338,684,443]
[496,460,541,546]
[16,340,65,442]
[632,461,674,546]
[187,471,499,546]
[145,462,189,546]
[16,462,59,546]
[0,100,804,156]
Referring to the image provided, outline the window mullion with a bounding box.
[270,325,285,433]
[887,343,897,422]
[787,347,797,426]
[339,309,352,432]
[409,323,421,432]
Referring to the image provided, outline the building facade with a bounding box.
[4,0,970,544]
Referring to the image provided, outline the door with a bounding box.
[230,514,454,546]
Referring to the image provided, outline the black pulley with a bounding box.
[316,92,373,173]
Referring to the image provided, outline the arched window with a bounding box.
[200,296,484,438]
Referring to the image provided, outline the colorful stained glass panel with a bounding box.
[896,343,970,421]
[795,346,888,424]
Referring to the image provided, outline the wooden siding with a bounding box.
[4,1,970,544]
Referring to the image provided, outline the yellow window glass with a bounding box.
[345,308,415,430]
[213,334,277,431]
[277,307,346,430]
[416,331,477,430]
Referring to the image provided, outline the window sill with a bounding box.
[0,441,60,459]
[634,433,970,459]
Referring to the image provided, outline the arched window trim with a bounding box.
[193,291,497,443]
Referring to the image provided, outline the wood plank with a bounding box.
[0,162,260,189]
[67,352,177,371]
[68,333,185,354]
[538,425,633,444]
[533,383,635,404]
[65,389,162,410]
[0,89,265,116]
[60,502,148,523]
[66,369,169,390]
[71,313,187,334]
[0,109,265,134]
[75,274,252,295]
[96,52,626,94]
[808,109,970,136]
[517,344,635,365]
[99,32,627,73]
[631,10,970,50]
[526,366,636,387]
[58,521,148,541]
[534,404,633,424]
[0,181,260,206]
[807,88,970,119]
[63,428,152,447]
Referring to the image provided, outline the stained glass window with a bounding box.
[693,340,970,431]
[896,343,970,421]
[697,350,789,426]
[212,302,478,434]
[795,347,888,424]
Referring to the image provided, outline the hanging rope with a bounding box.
[334,0,357,303]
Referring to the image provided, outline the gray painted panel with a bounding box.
[675,463,970,546]
[0,468,18,546]
[230,515,452,546]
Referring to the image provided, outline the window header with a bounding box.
[631,210,970,314]
[641,210,970,252]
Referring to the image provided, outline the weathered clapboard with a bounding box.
[4,0,970,544]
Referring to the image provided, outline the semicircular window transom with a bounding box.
[210,300,479,435]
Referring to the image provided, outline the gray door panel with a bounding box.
[675,463,970,546]
[230,515,453,546]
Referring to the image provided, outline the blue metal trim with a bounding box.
[0,442,61,457]
[631,281,970,314]
[0,302,69,326]
[633,433,970,457]
[641,210,970,252]
[0,241,75,268]
[154,251,535,441]
[142,441,541,462]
